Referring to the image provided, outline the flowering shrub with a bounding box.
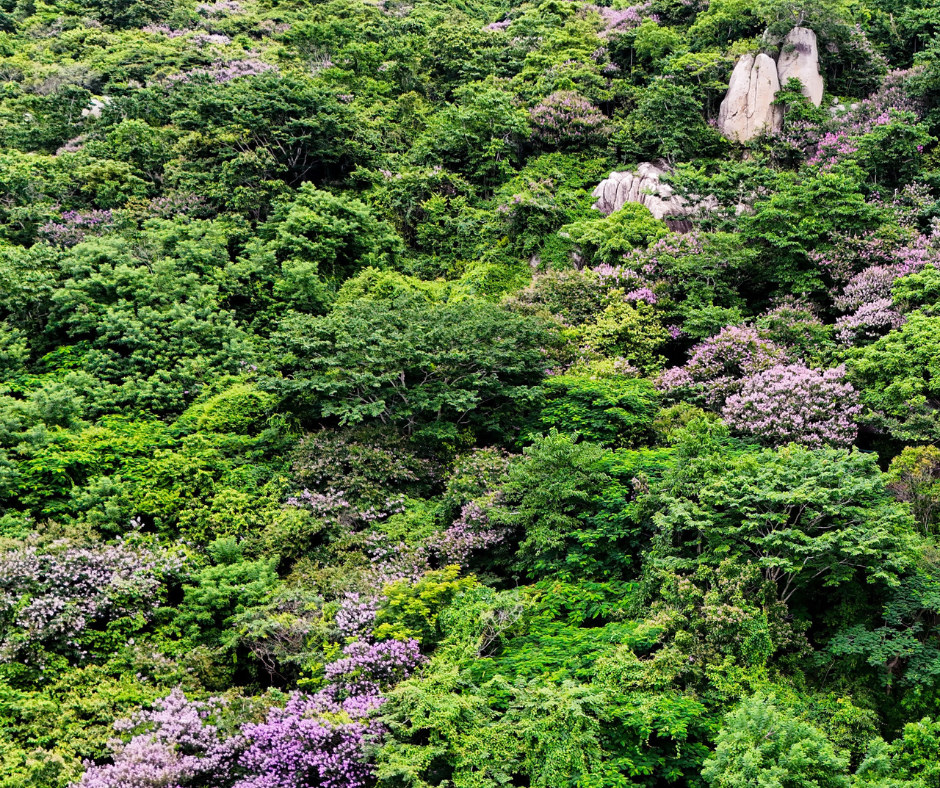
[529,92,609,149]
[235,692,386,788]
[336,593,383,640]
[435,498,509,566]
[722,364,861,447]
[77,689,244,788]
[324,638,424,696]
[78,633,423,788]
[585,2,659,37]
[291,427,439,511]
[660,325,787,407]
[196,0,242,14]
[835,298,906,345]
[0,537,178,663]
[167,59,277,84]
[39,210,114,247]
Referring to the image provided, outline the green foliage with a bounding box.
[374,567,478,646]
[252,183,405,313]
[887,446,940,534]
[614,78,727,163]
[740,165,889,295]
[270,292,554,441]
[562,203,670,265]
[702,694,851,788]
[489,430,659,581]
[538,374,660,446]
[0,0,934,782]
[650,444,916,603]
[171,550,279,652]
[894,264,940,315]
[576,299,668,374]
[847,312,940,442]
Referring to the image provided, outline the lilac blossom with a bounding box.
[166,58,277,85]
[235,691,386,788]
[722,364,861,447]
[835,298,906,345]
[529,91,609,147]
[335,593,383,640]
[147,192,208,219]
[0,537,178,663]
[659,325,788,407]
[196,0,242,14]
[625,287,658,304]
[484,19,511,31]
[365,534,431,587]
[807,130,860,169]
[287,488,407,531]
[77,689,243,788]
[324,638,424,696]
[55,135,87,155]
[811,230,935,284]
[77,635,424,788]
[435,498,509,566]
[835,265,908,311]
[39,209,114,247]
[585,3,659,37]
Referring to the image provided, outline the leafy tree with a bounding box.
[740,164,889,295]
[650,443,916,603]
[847,312,940,442]
[269,292,554,442]
[561,203,670,266]
[251,183,404,313]
[538,374,660,447]
[703,694,851,788]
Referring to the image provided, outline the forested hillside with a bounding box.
[1,0,940,784]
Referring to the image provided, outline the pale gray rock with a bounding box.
[776,26,824,106]
[591,162,722,225]
[717,52,782,142]
[591,162,686,220]
[82,97,111,119]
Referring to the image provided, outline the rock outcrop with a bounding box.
[591,162,687,221]
[717,53,782,143]
[776,26,823,106]
[591,162,725,231]
[82,96,111,119]
[716,27,825,143]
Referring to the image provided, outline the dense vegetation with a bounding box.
[2,0,940,784]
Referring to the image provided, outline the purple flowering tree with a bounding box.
[722,364,861,447]
[77,689,245,788]
[0,537,179,664]
[529,92,609,149]
[39,210,114,247]
[77,637,424,788]
[659,325,788,407]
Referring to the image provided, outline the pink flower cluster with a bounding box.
[335,592,382,639]
[807,130,860,169]
[529,91,609,147]
[39,209,114,247]
[287,488,406,528]
[166,58,277,85]
[435,498,509,566]
[196,0,242,14]
[78,690,243,788]
[585,3,659,37]
[0,538,178,663]
[722,364,861,447]
[484,19,511,32]
[659,325,787,407]
[79,634,424,788]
